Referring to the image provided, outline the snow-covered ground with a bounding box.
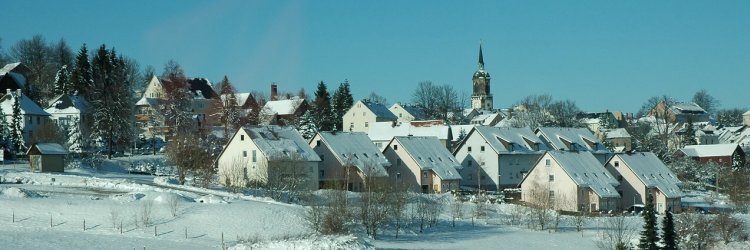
[2,156,749,249]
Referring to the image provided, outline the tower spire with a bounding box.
[478,41,485,70]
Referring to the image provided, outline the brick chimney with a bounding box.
[271,83,278,101]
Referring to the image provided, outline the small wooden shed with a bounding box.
[26,143,68,172]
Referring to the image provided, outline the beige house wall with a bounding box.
[605,155,681,214]
[744,113,750,126]
[383,140,458,193]
[454,132,499,190]
[343,101,377,132]
[389,103,416,123]
[310,135,367,191]
[143,76,165,99]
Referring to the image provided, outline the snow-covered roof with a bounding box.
[0,92,50,116]
[472,113,502,126]
[744,110,750,116]
[45,94,90,114]
[547,151,620,198]
[220,92,253,108]
[263,98,305,115]
[471,126,547,154]
[368,121,449,141]
[0,62,22,75]
[317,132,389,177]
[361,101,397,120]
[187,78,216,99]
[135,96,160,107]
[679,144,740,158]
[392,136,462,181]
[243,126,320,162]
[613,152,683,198]
[671,102,706,114]
[536,127,609,153]
[601,128,631,139]
[449,124,477,142]
[27,143,68,155]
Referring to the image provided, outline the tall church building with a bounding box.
[471,45,493,110]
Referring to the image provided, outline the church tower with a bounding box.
[471,44,493,110]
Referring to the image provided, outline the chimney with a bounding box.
[16,89,21,96]
[271,83,278,101]
[5,89,10,95]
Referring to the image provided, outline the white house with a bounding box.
[0,89,51,146]
[216,126,320,190]
[383,136,461,193]
[45,94,90,133]
[535,127,612,164]
[520,150,620,212]
[343,100,397,133]
[389,103,426,123]
[605,152,682,214]
[310,131,389,191]
[453,126,546,191]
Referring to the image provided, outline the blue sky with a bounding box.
[2,0,748,112]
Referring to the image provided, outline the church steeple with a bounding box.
[471,43,493,111]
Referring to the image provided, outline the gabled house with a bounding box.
[220,92,257,117]
[599,128,632,152]
[343,100,397,132]
[0,62,29,92]
[389,103,426,123]
[520,151,620,212]
[471,112,503,126]
[216,126,320,190]
[675,144,745,168]
[261,97,308,125]
[368,121,452,151]
[535,127,612,164]
[0,89,51,146]
[383,136,461,193]
[650,102,709,124]
[26,143,68,172]
[310,131,389,191]
[744,110,750,126]
[453,126,546,191]
[605,152,682,214]
[134,76,219,139]
[45,94,90,134]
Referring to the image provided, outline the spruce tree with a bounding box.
[331,80,353,131]
[70,44,93,98]
[312,81,334,131]
[638,195,660,250]
[66,117,82,153]
[216,76,241,136]
[10,94,24,154]
[661,211,677,250]
[295,110,318,140]
[683,116,696,146]
[53,65,71,95]
[0,106,9,152]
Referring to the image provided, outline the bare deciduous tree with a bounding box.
[595,214,636,250]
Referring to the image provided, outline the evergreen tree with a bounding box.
[214,76,241,136]
[53,65,71,95]
[638,195,660,250]
[66,117,83,154]
[160,60,193,136]
[683,116,696,147]
[312,81,335,131]
[331,80,354,131]
[661,211,677,250]
[0,106,10,152]
[70,44,93,98]
[295,110,318,140]
[89,45,133,159]
[10,94,24,154]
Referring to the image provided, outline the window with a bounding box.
[396,172,401,180]
[37,116,40,124]
[480,146,485,152]
[252,150,257,162]
[393,145,398,150]
[316,140,321,147]
[240,135,244,141]
[365,122,369,128]
[545,159,551,166]
[242,151,247,157]
[614,161,619,167]
[549,191,555,202]
[28,116,32,124]
[467,146,472,152]
[468,161,472,167]
[319,170,325,178]
[422,171,428,178]
[549,174,555,182]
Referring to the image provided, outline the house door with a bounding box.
[590,203,597,212]
[421,185,428,193]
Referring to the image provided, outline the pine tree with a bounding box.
[70,44,93,98]
[683,116,696,146]
[0,106,10,152]
[331,80,353,131]
[215,76,241,136]
[53,65,71,95]
[661,211,677,250]
[295,110,318,140]
[10,94,24,154]
[312,81,335,131]
[638,195,660,250]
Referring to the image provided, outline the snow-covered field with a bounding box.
[2,156,749,250]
